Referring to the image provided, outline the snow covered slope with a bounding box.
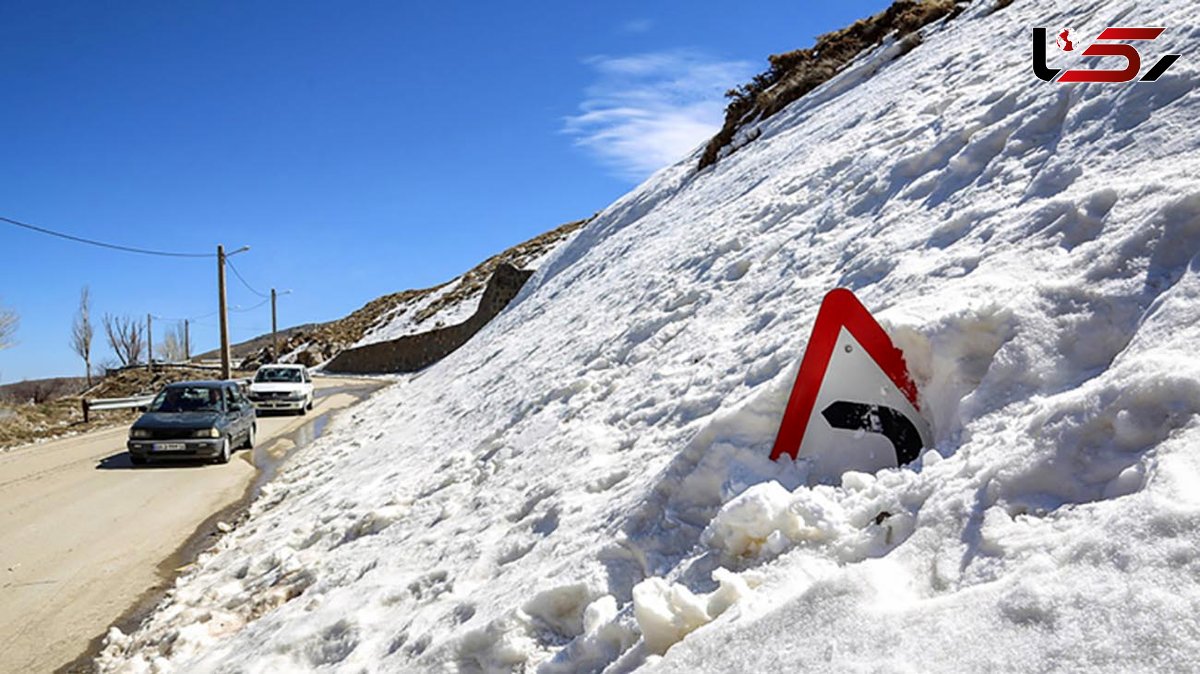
[354,220,586,348]
[99,0,1200,671]
[243,220,583,370]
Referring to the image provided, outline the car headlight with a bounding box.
[288,391,307,399]
[130,428,151,439]
[193,427,221,439]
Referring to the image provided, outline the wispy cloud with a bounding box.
[620,18,653,34]
[564,50,754,181]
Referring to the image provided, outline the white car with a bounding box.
[247,364,315,415]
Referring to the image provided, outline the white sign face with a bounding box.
[797,326,932,478]
[771,289,933,481]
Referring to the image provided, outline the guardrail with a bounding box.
[81,394,156,423]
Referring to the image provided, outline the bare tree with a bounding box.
[70,287,95,386]
[0,300,17,350]
[156,322,187,363]
[102,313,145,366]
[96,358,120,377]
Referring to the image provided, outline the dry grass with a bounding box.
[699,0,965,169]
[88,365,250,398]
[0,365,253,451]
[0,398,137,451]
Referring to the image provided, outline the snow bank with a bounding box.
[354,278,473,346]
[98,0,1200,671]
[356,232,578,347]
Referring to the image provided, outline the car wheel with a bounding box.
[307,396,314,411]
[215,437,231,464]
[241,424,256,450]
[299,402,308,416]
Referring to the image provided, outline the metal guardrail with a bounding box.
[81,394,156,422]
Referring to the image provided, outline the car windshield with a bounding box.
[255,368,302,383]
[149,386,225,413]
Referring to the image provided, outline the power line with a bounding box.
[177,299,265,323]
[230,298,270,313]
[191,320,270,332]
[224,258,270,298]
[1,215,216,258]
[151,306,223,323]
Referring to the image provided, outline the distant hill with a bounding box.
[205,218,588,369]
[0,376,88,404]
[194,323,319,362]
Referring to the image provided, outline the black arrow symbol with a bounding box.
[821,401,923,465]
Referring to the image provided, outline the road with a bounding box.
[0,376,385,673]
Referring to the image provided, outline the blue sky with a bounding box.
[0,0,890,381]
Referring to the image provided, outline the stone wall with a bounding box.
[324,263,533,374]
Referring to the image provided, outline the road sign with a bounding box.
[770,288,932,478]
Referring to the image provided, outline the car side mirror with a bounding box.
[137,405,148,413]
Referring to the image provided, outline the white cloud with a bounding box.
[564,50,754,181]
[620,18,653,34]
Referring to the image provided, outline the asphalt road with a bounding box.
[0,376,385,673]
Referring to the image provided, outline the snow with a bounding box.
[97,0,1200,672]
[356,237,574,347]
[355,279,472,347]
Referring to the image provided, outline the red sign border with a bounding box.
[770,288,922,462]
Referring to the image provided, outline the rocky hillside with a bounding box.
[229,218,588,369]
[700,0,963,169]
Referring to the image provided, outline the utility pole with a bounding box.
[184,319,190,362]
[218,245,231,380]
[147,313,153,371]
[270,289,291,360]
[217,244,250,380]
[271,288,277,357]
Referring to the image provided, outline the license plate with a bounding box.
[153,442,187,451]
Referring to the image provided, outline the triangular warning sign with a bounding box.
[770,288,932,477]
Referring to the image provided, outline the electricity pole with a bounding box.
[271,288,277,356]
[217,244,250,380]
[184,319,190,362]
[218,245,230,379]
[270,289,292,360]
[147,313,153,371]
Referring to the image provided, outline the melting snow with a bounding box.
[98,0,1200,672]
